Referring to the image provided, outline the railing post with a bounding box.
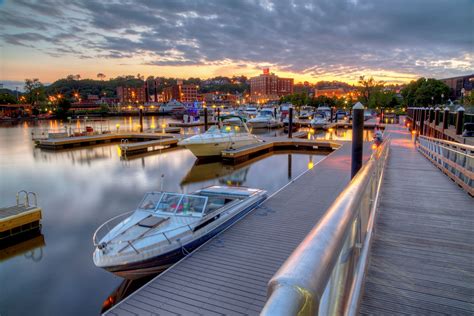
[455,106,465,135]
[434,107,440,137]
[434,107,440,126]
[419,107,426,135]
[443,107,450,132]
[351,102,364,178]
[288,107,293,139]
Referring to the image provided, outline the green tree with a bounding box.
[401,78,449,106]
[358,76,384,104]
[24,78,46,106]
[0,93,18,104]
[55,98,71,118]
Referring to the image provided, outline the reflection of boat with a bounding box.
[247,109,281,129]
[219,168,249,186]
[93,185,267,279]
[101,276,155,314]
[310,113,330,128]
[177,116,260,158]
[181,162,237,185]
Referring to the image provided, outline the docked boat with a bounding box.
[244,106,258,117]
[310,113,329,128]
[247,109,281,129]
[177,116,260,158]
[93,186,267,279]
[158,100,186,114]
[297,106,314,120]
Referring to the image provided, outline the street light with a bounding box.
[461,88,465,104]
[441,93,444,105]
[431,96,434,106]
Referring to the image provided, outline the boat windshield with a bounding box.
[138,192,208,217]
[259,110,273,117]
[138,192,163,210]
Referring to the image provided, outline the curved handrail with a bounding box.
[92,210,134,246]
[261,137,390,315]
[16,190,29,207]
[27,192,38,207]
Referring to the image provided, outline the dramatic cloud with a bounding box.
[0,0,472,82]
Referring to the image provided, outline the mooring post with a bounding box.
[204,107,208,131]
[139,108,144,133]
[274,107,277,119]
[330,107,334,123]
[217,107,221,122]
[455,106,465,135]
[351,102,364,179]
[288,107,293,139]
[429,107,434,123]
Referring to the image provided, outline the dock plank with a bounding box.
[359,126,474,315]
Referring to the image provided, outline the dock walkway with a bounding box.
[105,142,370,315]
[359,127,474,315]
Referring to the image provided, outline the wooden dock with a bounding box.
[359,127,474,315]
[119,138,180,157]
[104,141,372,315]
[36,133,178,150]
[221,137,340,164]
[0,193,42,240]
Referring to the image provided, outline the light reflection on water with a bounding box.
[0,117,327,316]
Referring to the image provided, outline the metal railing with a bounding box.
[416,135,473,195]
[261,137,390,316]
[16,190,38,207]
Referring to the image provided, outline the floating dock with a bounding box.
[0,191,42,240]
[36,133,178,150]
[119,138,180,157]
[222,137,339,164]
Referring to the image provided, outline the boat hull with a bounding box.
[182,138,259,158]
[103,196,265,279]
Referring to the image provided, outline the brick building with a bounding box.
[439,74,473,100]
[116,86,146,104]
[162,81,198,103]
[249,68,294,103]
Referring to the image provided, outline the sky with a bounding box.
[0,0,473,89]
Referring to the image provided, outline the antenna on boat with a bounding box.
[160,173,165,191]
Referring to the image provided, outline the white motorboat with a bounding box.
[158,100,186,114]
[247,109,281,129]
[93,186,267,279]
[298,106,314,120]
[310,113,329,128]
[178,116,260,158]
[244,106,258,117]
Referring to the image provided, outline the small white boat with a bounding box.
[244,106,258,117]
[310,113,329,128]
[158,100,186,114]
[298,106,314,120]
[247,109,281,129]
[178,117,260,158]
[93,186,267,279]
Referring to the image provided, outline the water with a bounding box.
[0,117,326,316]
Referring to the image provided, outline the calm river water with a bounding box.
[0,116,334,316]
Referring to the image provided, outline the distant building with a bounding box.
[116,86,146,104]
[162,82,198,103]
[249,68,294,103]
[439,74,473,100]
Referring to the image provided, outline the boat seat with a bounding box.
[138,216,168,228]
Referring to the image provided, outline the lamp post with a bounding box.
[461,88,465,105]
[431,96,434,107]
[441,93,444,106]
